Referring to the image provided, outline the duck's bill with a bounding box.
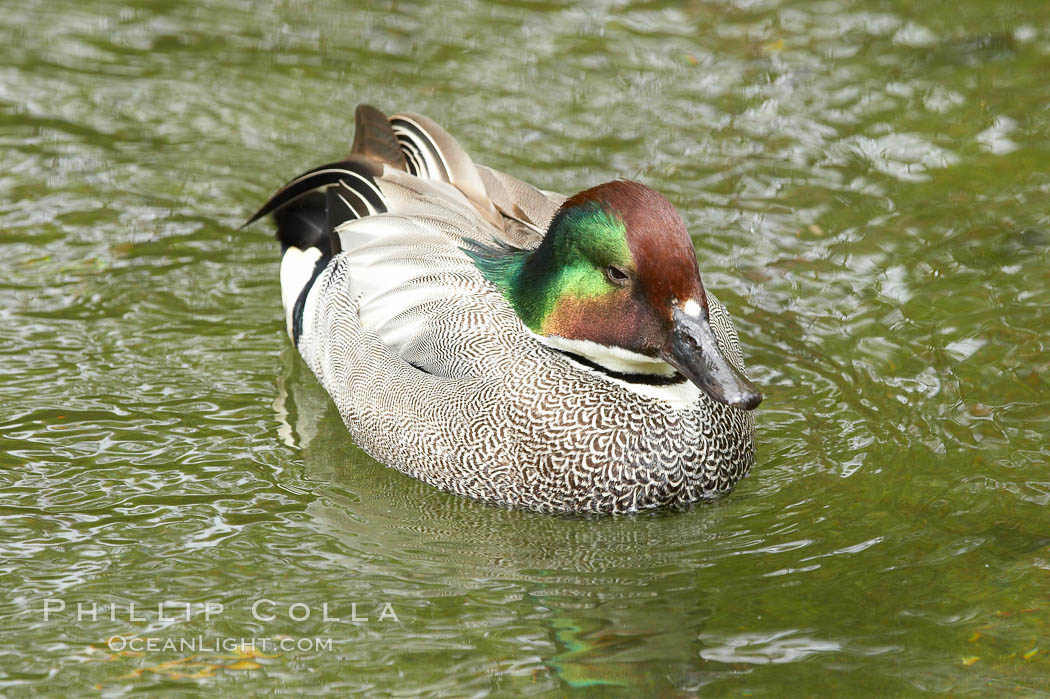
[661,308,763,411]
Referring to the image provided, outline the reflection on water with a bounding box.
[2,0,1050,694]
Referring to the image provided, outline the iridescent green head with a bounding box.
[467,180,761,410]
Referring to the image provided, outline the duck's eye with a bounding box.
[605,265,630,286]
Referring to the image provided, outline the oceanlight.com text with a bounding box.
[107,636,335,653]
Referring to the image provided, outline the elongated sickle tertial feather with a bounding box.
[243,158,386,228]
[350,104,408,171]
[390,116,450,180]
[242,159,389,259]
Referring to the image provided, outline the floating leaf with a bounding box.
[227,660,262,671]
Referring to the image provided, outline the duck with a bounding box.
[246,105,761,515]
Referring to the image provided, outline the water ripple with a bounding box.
[1,0,1049,694]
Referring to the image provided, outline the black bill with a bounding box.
[660,308,762,411]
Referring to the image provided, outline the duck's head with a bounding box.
[468,180,761,410]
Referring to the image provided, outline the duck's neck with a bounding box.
[472,245,554,332]
[469,202,629,334]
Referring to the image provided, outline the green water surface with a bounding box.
[2,0,1049,695]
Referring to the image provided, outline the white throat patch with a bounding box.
[531,332,701,409]
[539,335,676,376]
